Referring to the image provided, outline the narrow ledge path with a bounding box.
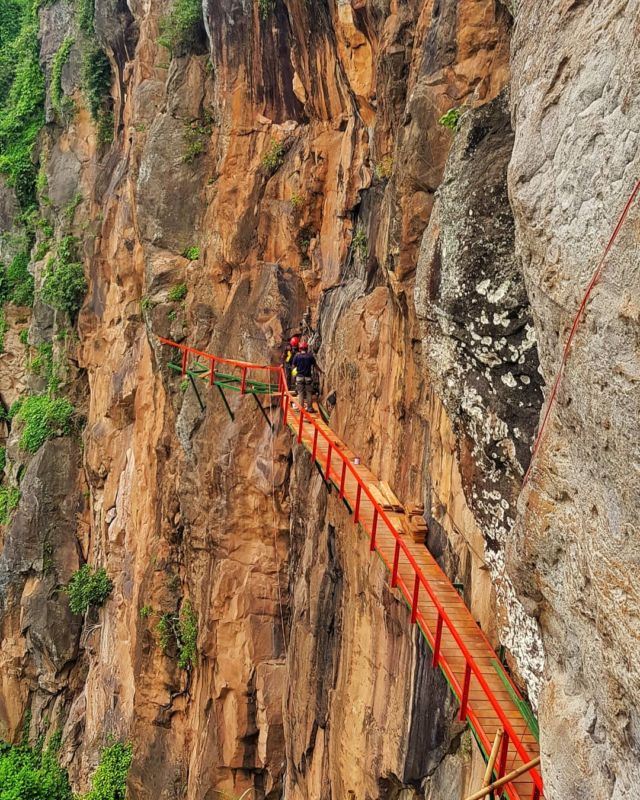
[159,337,544,800]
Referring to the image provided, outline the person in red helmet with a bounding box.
[292,341,321,412]
[284,336,300,390]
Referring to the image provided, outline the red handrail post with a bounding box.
[325,443,333,481]
[209,357,216,386]
[354,485,362,524]
[370,508,378,551]
[283,393,289,425]
[240,367,247,395]
[497,730,509,778]
[410,574,420,623]
[531,788,541,800]
[432,614,443,668]
[181,348,188,376]
[391,541,400,588]
[312,428,319,460]
[297,408,305,443]
[459,664,471,721]
[339,462,347,498]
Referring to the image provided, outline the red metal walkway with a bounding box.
[159,338,544,800]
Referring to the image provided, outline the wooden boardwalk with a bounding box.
[286,402,543,800]
[157,338,544,800]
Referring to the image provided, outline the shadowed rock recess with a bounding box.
[0,1,638,799]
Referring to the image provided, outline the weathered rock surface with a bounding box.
[507,2,640,798]
[1,0,638,799]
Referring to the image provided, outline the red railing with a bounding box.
[158,338,543,799]
[280,391,543,799]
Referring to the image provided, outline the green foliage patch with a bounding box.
[182,246,200,261]
[84,741,133,800]
[156,601,198,669]
[41,235,87,318]
[66,565,113,615]
[10,393,74,453]
[51,37,74,116]
[352,226,368,261]
[262,138,285,174]
[159,0,205,55]
[0,485,20,524]
[0,737,73,800]
[0,307,6,353]
[439,106,462,131]
[167,283,187,302]
[0,250,35,307]
[0,0,45,212]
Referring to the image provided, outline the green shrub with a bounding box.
[0,0,45,212]
[181,120,211,163]
[352,226,368,260]
[11,393,74,453]
[51,37,74,116]
[156,613,173,652]
[84,740,133,800]
[0,447,6,474]
[3,251,35,307]
[0,486,20,524]
[76,0,96,34]
[139,604,153,619]
[182,246,199,261]
[439,107,462,131]
[258,0,274,20]
[262,138,285,174]
[159,0,205,55]
[27,342,60,392]
[167,283,187,302]
[66,565,113,615]
[374,155,393,180]
[0,308,6,353]
[177,600,197,668]
[81,42,112,119]
[0,738,73,800]
[19,328,29,345]
[41,237,86,318]
[290,193,303,212]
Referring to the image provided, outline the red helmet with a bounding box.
[290,336,300,347]
[299,340,309,351]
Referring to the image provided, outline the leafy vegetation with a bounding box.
[156,601,198,668]
[84,740,132,800]
[182,246,200,261]
[258,0,275,20]
[66,565,113,615]
[0,485,20,524]
[352,226,368,261]
[0,307,6,353]
[182,118,212,163]
[0,250,35,306]
[10,393,74,453]
[159,0,205,55]
[0,736,73,800]
[374,155,393,180]
[177,601,197,668]
[0,735,132,800]
[439,106,462,131]
[0,447,5,474]
[0,0,45,212]
[167,283,187,302]
[41,236,87,318]
[51,37,74,116]
[290,193,303,212]
[262,138,285,174]
[139,604,153,619]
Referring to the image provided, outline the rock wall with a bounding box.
[0,0,638,799]
[508,2,640,798]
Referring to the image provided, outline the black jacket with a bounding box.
[292,352,316,378]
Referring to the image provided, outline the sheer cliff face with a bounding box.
[508,3,640,799]
[0,2,638,800]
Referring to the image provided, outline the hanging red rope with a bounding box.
[524,176,640,485]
